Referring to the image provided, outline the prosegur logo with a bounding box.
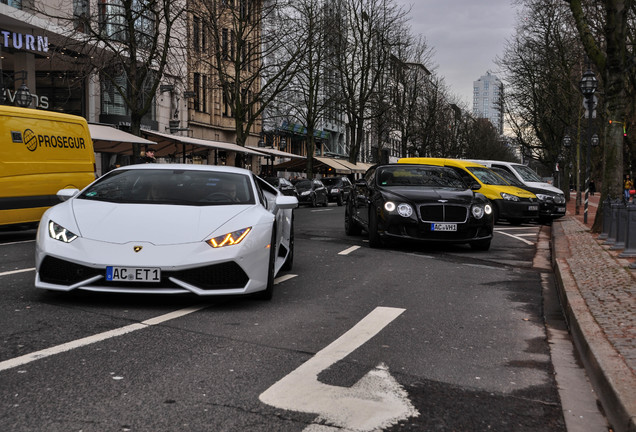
[12,129,86,152]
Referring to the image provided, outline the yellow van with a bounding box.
[0,106,96,228]
[398,157,539,224]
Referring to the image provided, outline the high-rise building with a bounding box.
[472,72,504,135]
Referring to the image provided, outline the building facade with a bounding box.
[472,71,504,135]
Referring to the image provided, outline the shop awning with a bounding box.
[315,156,352,174]
[245,146,306,159]
[89,124,155,154]
[142,130,267,158]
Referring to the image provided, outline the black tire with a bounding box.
[368,207,384,248]
[281,217,294,271]
[311,194,317,207]
[345,199,362,235]
[255,226,276,300]
[470,238,491,251]
[322,195,328,207]
[508,218,523,226]
[336,193,344,206]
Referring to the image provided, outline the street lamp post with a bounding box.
[562,134,571,194]
[579,67,598,224]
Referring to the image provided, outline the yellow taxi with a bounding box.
[398,158,539,224]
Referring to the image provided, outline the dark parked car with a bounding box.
[264,177,298,198]
[320,176,353,206]
[345,164,494,250]
[295,179,329,207]
[488,167,566,223]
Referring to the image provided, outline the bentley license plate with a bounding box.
[106,266,161,282]
[431,223,457,231]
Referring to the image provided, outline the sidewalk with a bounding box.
[551,192,636,432]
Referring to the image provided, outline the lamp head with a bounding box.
[579,68,598,96]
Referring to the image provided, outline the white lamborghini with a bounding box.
[35,164,298,299]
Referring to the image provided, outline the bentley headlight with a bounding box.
[472,205,485,219]
[554,195,565,204]
[535,194,550,202]
[484,204,493,215]
[384,201,396,212]
[48,221,78,243]
[501,193,520,202]
[397,203,413,217]
[206,227,251,248]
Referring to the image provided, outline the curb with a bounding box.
[551,218,636,432]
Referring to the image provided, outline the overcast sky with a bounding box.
[395,0,520,108]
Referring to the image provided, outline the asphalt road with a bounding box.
[0,206,602,431]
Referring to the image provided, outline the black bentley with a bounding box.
[345,164,494,250]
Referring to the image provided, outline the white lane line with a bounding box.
[0,305,208,372]
[310,208,333,212]
[275,274,297,284]
[338,245,361,255]
[495,230,533,245]
[0,272,296,372]
[0,240,36,246]
[0,268,35,277]
[494,227,536,231]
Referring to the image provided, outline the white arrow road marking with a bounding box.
[495,230,533,245]
[259,306,419,431]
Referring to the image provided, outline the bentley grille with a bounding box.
[418,204,469,223]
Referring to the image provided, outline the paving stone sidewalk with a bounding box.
[552,193,636,432]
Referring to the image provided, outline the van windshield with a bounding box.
[78,169,255,206]
[467,167,509,186]
[512,165,544,182]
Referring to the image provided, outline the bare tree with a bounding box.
[566,0,632,206]
[499,0,583,195]
[30,0,189,158]
[193,0,301,165]
[330,0,407,164]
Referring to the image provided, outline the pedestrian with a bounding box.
[624,174,633,202]
[589,180,596,196]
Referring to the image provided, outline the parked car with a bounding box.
[488,167,566,223]
[320,176,353,206]
[345,163,494,250]
[264,176,298,198]
[34,164,298,300]
[295,179,329,207]
[398,158,539,225]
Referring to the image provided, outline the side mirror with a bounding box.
[470,182,481,190]
[276,194,298,209]
[57,188,80,202]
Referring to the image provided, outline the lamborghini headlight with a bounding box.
[48,221,78,243]
[501,193,520,202]
[206,227,251,248]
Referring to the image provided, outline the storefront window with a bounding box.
[98,0,155,47]
[1,0,22,9]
